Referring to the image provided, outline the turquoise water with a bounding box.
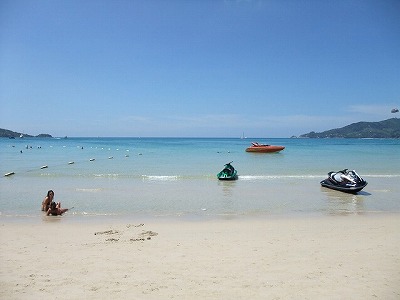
[1,137,399,219]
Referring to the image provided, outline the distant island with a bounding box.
[2,118,400,139]
[0,128,52,138]
[300,118,400,138]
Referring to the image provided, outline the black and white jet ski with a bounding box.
[320,169,367,194]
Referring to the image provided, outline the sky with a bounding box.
[0,0,399,138]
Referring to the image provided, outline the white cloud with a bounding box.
[82,108,397,137]
[168,114,244,126]
[347,104,395,116]
[122,115,151,123]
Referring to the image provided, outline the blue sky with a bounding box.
[1,0,399,137]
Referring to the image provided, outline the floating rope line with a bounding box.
[3,152,132,178]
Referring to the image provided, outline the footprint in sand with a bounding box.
[130,230,158,241]
[105,238,119,242]
[94,230,119,235]
[140,230,158,237]
[126,223,145,228]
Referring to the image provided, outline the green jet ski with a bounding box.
[217,162,238,180]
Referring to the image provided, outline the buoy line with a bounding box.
[3,152,132,178]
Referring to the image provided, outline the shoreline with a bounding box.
[1,213,399,299]
[1,209,400,225]
[2,174,400,219]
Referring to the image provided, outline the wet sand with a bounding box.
[1,214,399,299]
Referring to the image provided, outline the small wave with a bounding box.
[142,175,179,181]
[363,174,400,178]
[239,175,323,180]
[77,212,119,216]
[75,188,103,192]
[94,173,120,178]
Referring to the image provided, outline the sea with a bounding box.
[0,137,399,222]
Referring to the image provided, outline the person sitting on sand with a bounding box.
[41,190,56,211]
[46,201,69,216]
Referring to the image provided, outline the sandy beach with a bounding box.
[1,214,399,299]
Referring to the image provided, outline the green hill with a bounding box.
[300,118,400,138]
[0,128,52,138]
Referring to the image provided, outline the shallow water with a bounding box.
[1,137,399,220]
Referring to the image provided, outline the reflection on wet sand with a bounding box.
[217,180,238,217]
[218,179,237,198]
[321,187,371,216]
[42,215,63,222]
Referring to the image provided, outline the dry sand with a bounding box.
[1,214,399,299]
